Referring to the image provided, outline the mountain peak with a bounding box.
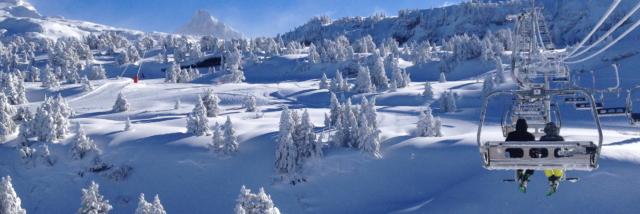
[0,0,41,18]
[176,10,243,40]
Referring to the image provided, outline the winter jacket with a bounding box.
[506,119,535,142]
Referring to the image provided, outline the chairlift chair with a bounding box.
[479,88,603,171]
[627,86,640,125]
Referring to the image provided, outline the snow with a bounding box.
[1,0,640,213]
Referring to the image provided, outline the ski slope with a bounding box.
[2,70,640,213]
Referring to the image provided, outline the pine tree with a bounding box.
[391,59,405,88]
[81,75,94,92]
[0,94,16,142]
[357,115,382,159]
[71,124,100,160]
[136,194,167,214]
[319,73,329,89]
[234,186,280,214]
[202,89,220,117]
[112,93,130,112]
[222,116,239,155]
[40,143,55,166]
[323,113,331,129]
[275,107,298,176]
[0,176,26,214]
[174,98,181,110]
[124,117,132,131]
[360,97,378,129]
[1,72,27,105]
[434,116,443,137]
[422,81,434,100]
[210,122,223,153]
[354,66,375,93]
[482,75,495,95]
[135,193,153,214]
[439,91,457,113]
[328,92,341,126]
[439,72,447,83]
[42,66,60,90]
[370,56,389,90]
[186,96,210,136]
[342,99,358,148]
[244,96,257,112]
[78,181,112,214]
[416,105,436,137]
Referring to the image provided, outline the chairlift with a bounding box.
[565,97,587,103]
[627,86,640,125]
[478,88,603,171]
[576,102,603,110]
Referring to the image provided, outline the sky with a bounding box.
[29,0,461,38]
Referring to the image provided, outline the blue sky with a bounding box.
[29,0,461,38]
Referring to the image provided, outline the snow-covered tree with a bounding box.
[31,95,73,143]
[225,67,245,83]
[164,63,180,83]
[85,65,107,80]
[202,89,220,117]
[357,115,382,159]
[40,144,55,166]
[78,181,112,214]
[360,97,378,128]
[482,75,495,95]
[329,70,348,92]
[244,96,257,112]
[328,92,341,126]
[308,44,320,64]
[275,107,298,177]
[71,124,100,160]
[422,81,434,100]
[81,76,94,92]
[319,73,329,90]
[0,94,16,142]
[370,56,389,90]
[174,98,181,110]
[354,66,375,93]
[234,186,280,214]
[416,105,436,137]
[1,72,27,105]
[0,176,26,214]
[186,96,210,136]
[112,93,130,112]
[210,122,223,152]
[439,91,457,113]
[295,109,322,160]
[439,72,447,83]
[124,117,132,131]
[135,193,166,214]
[390,59,408,88]
[41,66,60,90]
[221,116,239,155]
[434,116,443,137]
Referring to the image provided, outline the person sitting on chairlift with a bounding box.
[505,118,536,193]
[540,122,565,196]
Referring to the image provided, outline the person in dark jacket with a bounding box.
[540,122,564,196]
[505,119,536,193]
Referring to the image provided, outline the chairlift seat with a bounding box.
[576,102,602,110]
[565,97,587,103]
[597,107,627,117]
[480,141,598,171]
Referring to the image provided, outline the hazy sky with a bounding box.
[29,0,461,38]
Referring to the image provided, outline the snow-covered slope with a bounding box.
[0,0,143,40]
[176,10,243,40]
[282,0,625,46]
